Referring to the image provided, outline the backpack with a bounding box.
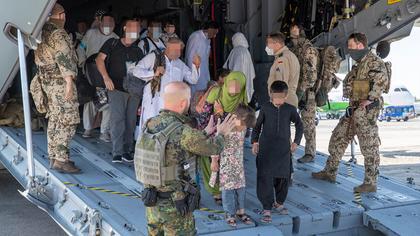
[312,45,341,107]
[84,38,119,88]
[134,121,183,187]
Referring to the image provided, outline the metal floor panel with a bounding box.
[363,204,420,236]
[1,127,418,235]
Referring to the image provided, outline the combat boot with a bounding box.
[297,154,315,163]
[312,170,336,183]
[49,159,75,169]
[354,183,377,193]
[52,160,81,174]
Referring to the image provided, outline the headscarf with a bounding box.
[206,71,247,113]
[223,32,255,102]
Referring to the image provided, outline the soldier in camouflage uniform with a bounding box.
[312,33,388,193]
[137,82,236,235]
[33,3,80,173]
[289,23,319,163]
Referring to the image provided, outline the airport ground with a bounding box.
[1,117,420,235]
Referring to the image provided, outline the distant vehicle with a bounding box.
[415,103,420,117]
[383,85,416,106]
[315,112,320,126]
[379,105,416,122]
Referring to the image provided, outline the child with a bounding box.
[251,81,303,224]
[211,104,256,227]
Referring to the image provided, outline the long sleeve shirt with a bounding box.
[185,30,211,93]
[132,53,199,136]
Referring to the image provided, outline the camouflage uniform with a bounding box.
[141,110,224,236]
[290,38,319,159]
[34,21,80,163]
[322,51,387,185]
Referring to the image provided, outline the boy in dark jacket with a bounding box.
[251,81,303,223]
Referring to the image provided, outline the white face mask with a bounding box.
[102,27,111,35]
[265,46,274,56]
[152,27,161,39]
[126,32,138,40]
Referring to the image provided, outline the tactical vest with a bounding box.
[134,121,182,187]
[352,53,385,101]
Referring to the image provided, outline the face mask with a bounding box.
[348,48,369,61]
[152,27,161,39]
[126,32,138,40]
[50,18,65,28]
[265,46,274,56]
[102,27,111,35]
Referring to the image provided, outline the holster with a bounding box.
[141,187,158,207]
[184,182,200,213]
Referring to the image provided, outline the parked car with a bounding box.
[378,105,416,122]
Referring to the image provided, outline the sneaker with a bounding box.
[112,155,123,163]
[122,153,134,163]
[99,133,111,143]
[82,129,92,138]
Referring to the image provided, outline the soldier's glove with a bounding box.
[174,198,189,216]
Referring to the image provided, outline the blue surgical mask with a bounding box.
[152,27,161,39]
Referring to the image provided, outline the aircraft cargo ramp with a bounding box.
[1,127,420,236]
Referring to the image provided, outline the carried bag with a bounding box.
[123,72,147,98]
[84,39,119,88]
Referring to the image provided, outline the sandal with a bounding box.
[225,214,237,227]
[273,203,288,215]
[214,197,223,206]
[236,213,253,225]
[260,211,272,224]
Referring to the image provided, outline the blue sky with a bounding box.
[387,26,420,99]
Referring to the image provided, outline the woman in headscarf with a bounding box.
[196,71,248,205]
[223,33,256,103]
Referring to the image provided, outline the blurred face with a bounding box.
[165,24,176,34]
[348,38,365,50]
[227,80,241,96]
[165,42,182,60]
[271,92,287,107]
[124,21,140,41]
[290,25,300,38]
[100,16,115,35]
[206,28,219,39]
[266,37,282,53]
[148,22,162,39]
[234,117,246,128]
[77,22,87,34]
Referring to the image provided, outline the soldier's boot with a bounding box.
[312,170,336,183]
[49,159,75,169]
[353,183,377,193]
[297,154,315,163]
[52,160,80,173]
